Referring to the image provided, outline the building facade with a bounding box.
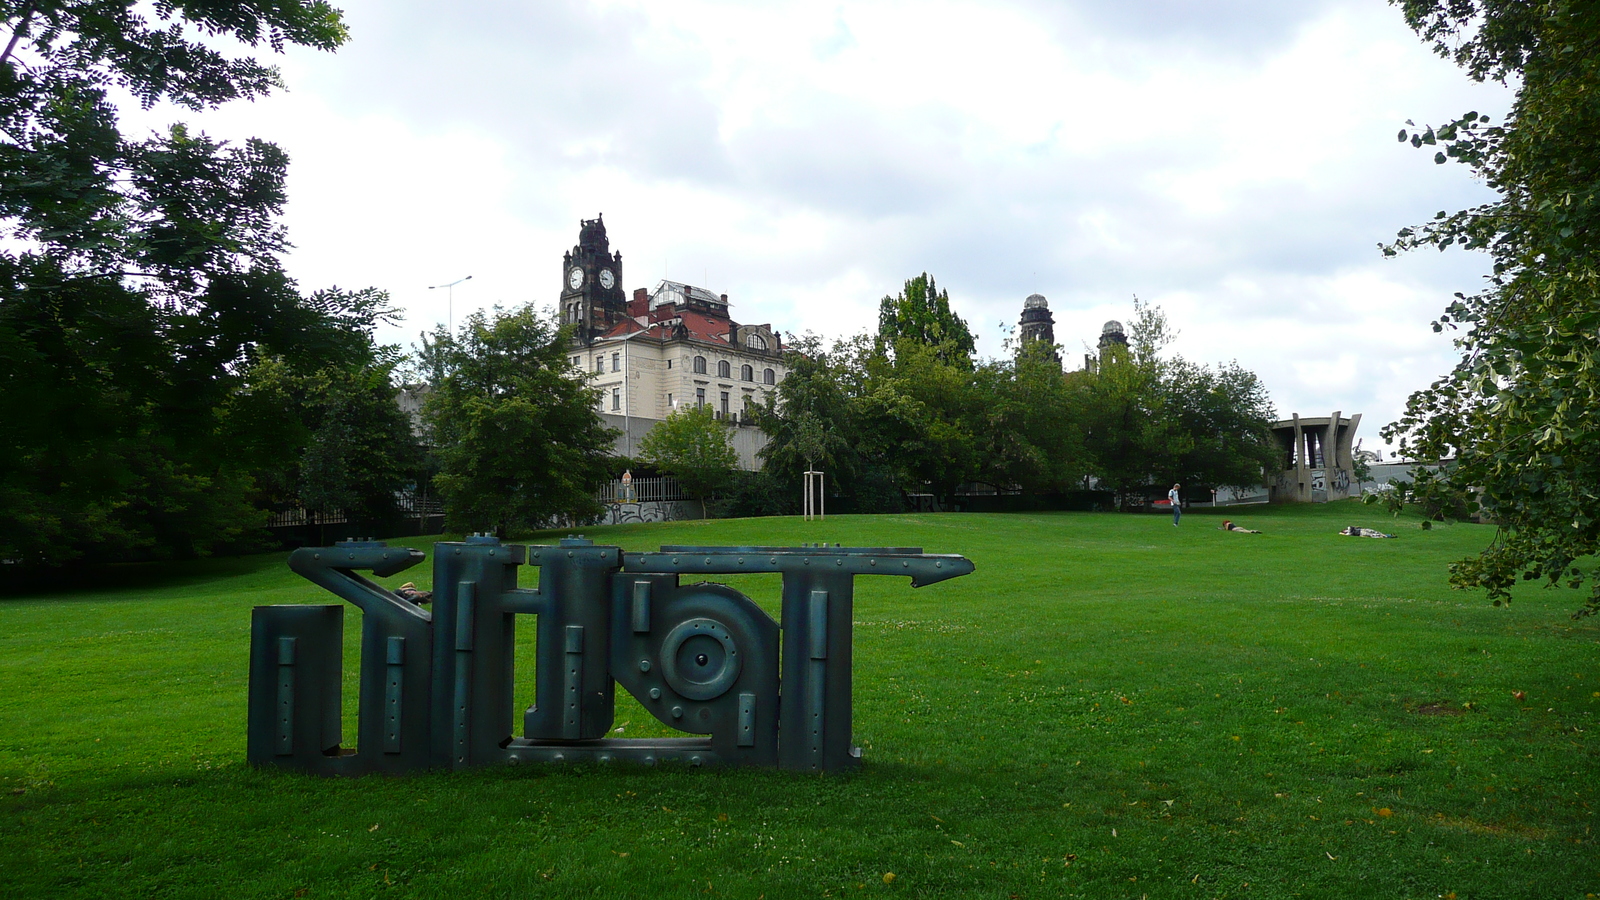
[558,215,788,468]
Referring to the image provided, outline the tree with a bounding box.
[1078,337,1170,506]
[1351,444,1376,495]
[1382,1,1600,614]
[877,273,976,369]
[755,332,857,493]
[851,339,982,505]
[0,2,376,566]
[640,404,739,518]
[1162,359,1279,492]
[969,343,1089,495]
[1080,301,1276,506]
[417,306,615,535]
[229,340,423,529]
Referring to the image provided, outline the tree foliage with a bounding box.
[230,342,423,526]
[0,1,379,565]
[1080,301,1277,506]
[877,272,976,369]
[417,306,615,535]
[639,403,739,518]
[760,285,1276,511]
[1382,0,1600,614]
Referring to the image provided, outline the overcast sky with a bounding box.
[142,0,1511,457]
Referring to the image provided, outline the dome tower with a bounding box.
[1017,293,1061,365]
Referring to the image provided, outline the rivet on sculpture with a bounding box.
[248,536,975,774]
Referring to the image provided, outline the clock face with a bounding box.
[599,268,615,290]
[568,267,584,290]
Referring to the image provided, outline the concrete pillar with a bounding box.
[1291,414,1307,501]
[1341,414,1361,467]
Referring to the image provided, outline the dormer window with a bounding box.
[746,333,767,350]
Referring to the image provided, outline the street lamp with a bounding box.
[428,275,472,332]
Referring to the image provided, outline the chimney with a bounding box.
[630,287,649,318]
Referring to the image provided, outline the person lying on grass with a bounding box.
[395,582,432,604]
[1338,526,1395,539]
[1220,520,1261,533]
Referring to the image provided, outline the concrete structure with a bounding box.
[558,216,788,469]
[1269,412,1362,502]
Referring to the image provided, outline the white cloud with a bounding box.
[118,0,1513,454]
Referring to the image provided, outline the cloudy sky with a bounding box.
[145,0,1511,456]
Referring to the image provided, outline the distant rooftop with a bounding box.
[650,279,727,313]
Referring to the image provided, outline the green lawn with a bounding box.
[1,503,1595,899]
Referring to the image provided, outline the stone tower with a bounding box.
[1083,319,1130,373]
[1097,319,1128,352]
[1017,293,1060,364]
[560,214,626,346]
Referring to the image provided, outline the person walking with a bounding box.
[1168,483,1182,526]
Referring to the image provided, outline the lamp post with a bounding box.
[428,275,472,332]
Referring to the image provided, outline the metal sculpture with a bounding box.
[248,536,973,775]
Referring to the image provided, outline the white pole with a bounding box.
[803,470,825,521]
[623,339,630,456]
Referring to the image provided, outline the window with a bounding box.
[594,356,604,374]
[763,368,776,385]
[572,356,580,368]
[667,359,672,369]
[666,392,673,408]
[720,391,729,415]
[747,333,767,351]
[612,352,620,372]
[695,387,706,407]
[693,356,707,374]
[717,360,731,378]
[741,364,753,382]
[611,388,620,411]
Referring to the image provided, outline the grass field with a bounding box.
[1,502,1596,899]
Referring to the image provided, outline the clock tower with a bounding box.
[560,214,625,345]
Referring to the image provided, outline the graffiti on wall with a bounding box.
[1332,468,1350,494]
[595,501,697,526]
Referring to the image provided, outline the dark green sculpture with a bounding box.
[249,536,973,774]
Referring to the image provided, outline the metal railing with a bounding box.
[266,508,348,528]
[265,489,444,529]
[596,475,687,504]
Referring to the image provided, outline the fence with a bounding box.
[265,489,446,530]
[595,475,687,505]
[592,475,698,525]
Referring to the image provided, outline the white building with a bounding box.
[558,216,788,468]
